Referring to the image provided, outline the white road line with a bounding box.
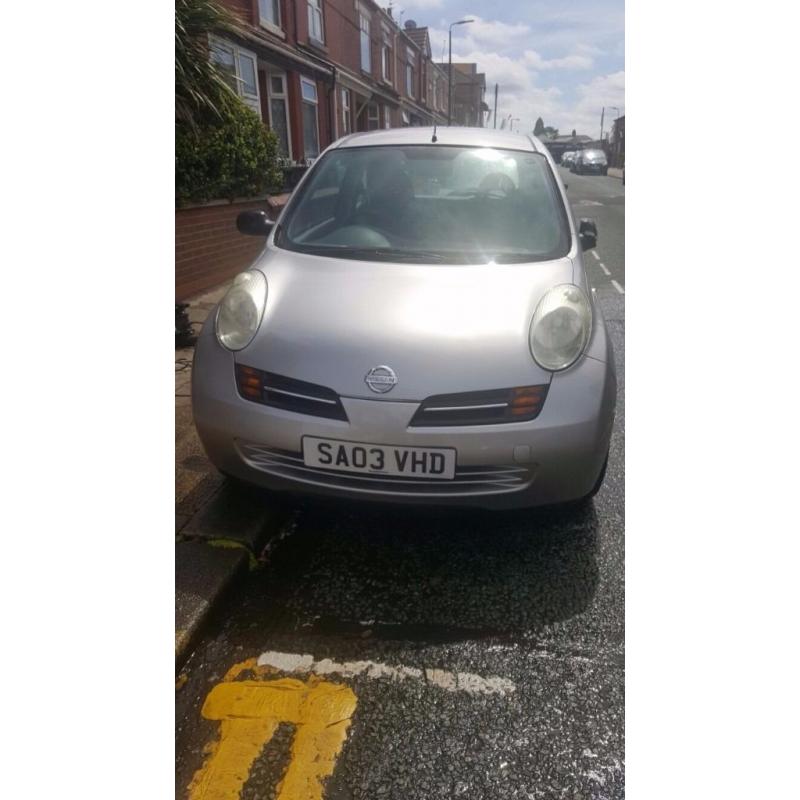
[611,279,625,295]
[257,650,517,696]
[590,250,600,261]
[599,262,611,276]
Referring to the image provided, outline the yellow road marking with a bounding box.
[187,661,357,800]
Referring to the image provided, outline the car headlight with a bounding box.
[215,270,268,351]
[529,284,592,371]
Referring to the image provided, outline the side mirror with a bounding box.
[236,210,274,237]
[579,218,597,251]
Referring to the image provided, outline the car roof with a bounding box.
[333,127,544,154]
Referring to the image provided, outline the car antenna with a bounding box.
[431,122,438,143]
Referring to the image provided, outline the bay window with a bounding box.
[209,37,261,117]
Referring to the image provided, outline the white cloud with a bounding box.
[576,71,626,106]
[426,15,531,55]
[461,16,531,49]
[523,50,594,71]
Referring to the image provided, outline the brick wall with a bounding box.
[324,0,361,75]
[175,199,268,301]
[222,0,255,25]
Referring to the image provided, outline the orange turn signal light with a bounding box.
[509,385,548,417]
[235,365,264,401]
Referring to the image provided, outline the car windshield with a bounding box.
[583,150,606,160]
[275,145,570,264]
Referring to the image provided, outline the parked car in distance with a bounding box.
[561,150,577,168]
[192,128,616,510]
[572,149,608,175]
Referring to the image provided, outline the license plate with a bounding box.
[302,436,456,480]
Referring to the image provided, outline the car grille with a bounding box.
[235,365,348,421]
[409,385,549,427]
[237,442,533,497]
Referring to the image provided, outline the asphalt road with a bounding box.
[176,170,626,800]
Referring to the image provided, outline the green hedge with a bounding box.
[176,100,283,206]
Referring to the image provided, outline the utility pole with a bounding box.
[600,107,605,142]
[448,18,474,125]
[493,83,498,129]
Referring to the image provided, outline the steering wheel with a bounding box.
[478,172,517,195]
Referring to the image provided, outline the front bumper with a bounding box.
[191,328,616,510]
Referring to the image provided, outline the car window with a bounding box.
[276,145,570,264]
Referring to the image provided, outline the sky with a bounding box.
[376,0,624,138]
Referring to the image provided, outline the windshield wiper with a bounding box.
[358,248,445,263]
[299,245,445,263]
[446,189,508,199]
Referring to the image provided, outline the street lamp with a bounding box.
[448,18,474,126]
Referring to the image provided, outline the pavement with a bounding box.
[175,170,625,799]
[175,281,294,666]
[176,282,230,529]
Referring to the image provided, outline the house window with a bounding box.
[258,0,281,31]
[401,110,410,127]
[209,37,261,117]
[359,11,371,72]
[381,28,392,82]
[238,53,257,96]
[405,48,415,97]
[300,77,320,160]
[367,103,379,131]
[267,72,291,160]
[307,0,324,44]
[383,105,391,129]
[340,88,352,135]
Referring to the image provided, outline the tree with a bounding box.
[542,126,558,138]
[533,117,545,136]
[571,129,577,138]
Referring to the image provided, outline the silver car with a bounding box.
[192,128,615,509]
[572,148,608,175]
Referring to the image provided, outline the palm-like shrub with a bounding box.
[175,0,240,126]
